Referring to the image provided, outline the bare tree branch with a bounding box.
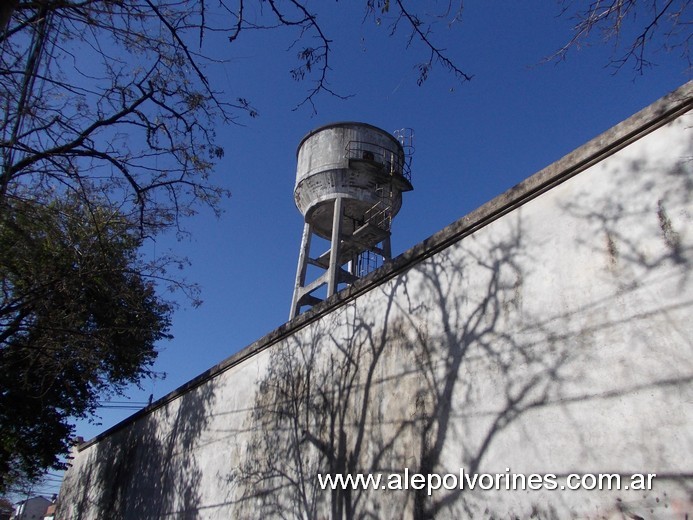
[550,0,691,73]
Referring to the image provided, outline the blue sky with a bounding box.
[74,2,689,442]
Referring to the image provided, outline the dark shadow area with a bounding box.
[56,378,217,519]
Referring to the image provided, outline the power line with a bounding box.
[96,400,150,410]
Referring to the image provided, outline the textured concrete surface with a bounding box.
[57,82,692,519]
[294,122,411,238]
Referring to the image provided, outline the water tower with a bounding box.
[289,122,414,319]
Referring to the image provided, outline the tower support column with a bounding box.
[289,222,313,320]
[326,197,344,298]
[288,122,413,320]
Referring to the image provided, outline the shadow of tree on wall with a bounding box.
[399,230,573,519]
[549,137,693,517]
[560,153,691,282]
[234,217,575,518]
[234,276,412,518]
[56,376,217,519]
[235,130,692,518]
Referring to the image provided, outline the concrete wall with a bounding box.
[57,83,693,519]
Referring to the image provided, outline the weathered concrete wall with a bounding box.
[57,83,693,519]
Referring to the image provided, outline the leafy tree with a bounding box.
[0,193,172,491]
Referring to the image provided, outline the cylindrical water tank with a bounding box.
[294,122,412,239]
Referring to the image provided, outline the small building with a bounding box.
[11,496,50,520]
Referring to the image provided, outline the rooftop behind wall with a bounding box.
[58,82,693,519]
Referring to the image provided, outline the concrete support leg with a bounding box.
[382,235,392,261]
[327,197,344,298]
[289,222,312,320]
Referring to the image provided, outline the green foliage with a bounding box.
[0,194,172,491]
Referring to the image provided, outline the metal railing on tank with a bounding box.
[363,198,392,231]
[344,140,412,182]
